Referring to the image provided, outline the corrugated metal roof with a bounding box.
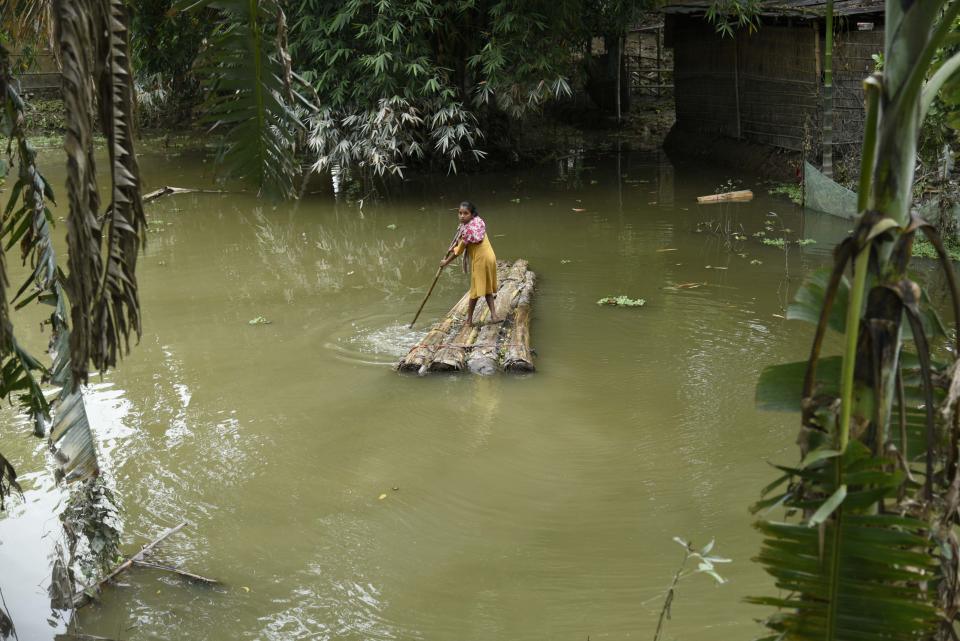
[662,0,883,18]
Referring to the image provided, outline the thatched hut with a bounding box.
[662,0,883,157]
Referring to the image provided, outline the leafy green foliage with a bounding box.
[290,0,583,175]
[129,1,213,126]
[756,356,842,412]
[704,0,760,38]
[768,183,803,205]
[919,16,960,163]
[913,233,960,260]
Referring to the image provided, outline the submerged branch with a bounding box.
[74,521,188,607]
[131,560,219,585]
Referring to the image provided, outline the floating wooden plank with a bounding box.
[397,260,536,375]
[696,189,754,203]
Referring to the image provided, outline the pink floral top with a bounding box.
[460,216,486,244]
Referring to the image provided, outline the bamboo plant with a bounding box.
[753,2,960,639]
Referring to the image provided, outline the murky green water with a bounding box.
[1,147,861,640]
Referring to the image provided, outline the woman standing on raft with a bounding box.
[440,201,500,327]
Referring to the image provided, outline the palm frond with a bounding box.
[91,0,145,372]
[185,0,304,198]
[54,0,104,387]
[749,442,941,641]
[1,40,99,485]
[0,0,54,48]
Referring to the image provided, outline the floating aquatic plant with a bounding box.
[597,296,645,307]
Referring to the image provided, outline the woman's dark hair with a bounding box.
[459,201,478,217]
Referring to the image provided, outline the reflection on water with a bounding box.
[1,148,872,641]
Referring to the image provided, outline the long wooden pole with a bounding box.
[409,228,461,328]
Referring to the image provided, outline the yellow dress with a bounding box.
[453,234,498,298]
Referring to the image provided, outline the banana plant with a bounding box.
[753,2,960,639]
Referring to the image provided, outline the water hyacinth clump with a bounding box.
[597,296,646,307]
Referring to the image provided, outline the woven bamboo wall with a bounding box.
[830,30,884,147]
[737,25,819,150]
[672,17,739,138]
[669,14,883,154]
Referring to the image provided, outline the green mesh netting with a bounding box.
[804,161,858,219]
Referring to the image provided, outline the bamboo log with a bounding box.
[430,260,527,373]
[466,260,529,375]
[502,271,536,372]
[397,262,509,373]
[396,290,471,372]
[696,189,754,203]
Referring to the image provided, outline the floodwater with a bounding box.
[0,146,865,640]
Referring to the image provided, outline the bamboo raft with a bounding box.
[397,259,536,375]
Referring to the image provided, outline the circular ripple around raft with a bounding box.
[323,312,427,367]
